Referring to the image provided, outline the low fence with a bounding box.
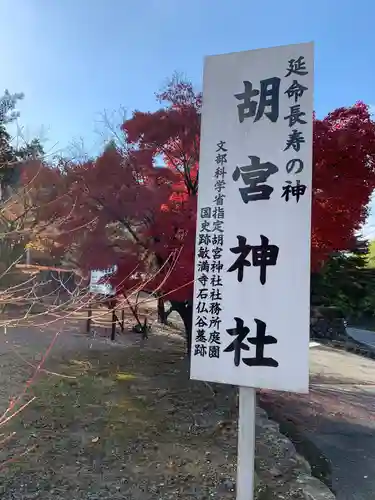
[0,265,82,314]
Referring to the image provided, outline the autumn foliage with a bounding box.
[312,103,375,264]
[32,79,375,312]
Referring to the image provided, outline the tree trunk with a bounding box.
[157,297,167,324]
[170,300,193,357]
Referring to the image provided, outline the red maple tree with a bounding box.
[34,78,375,350]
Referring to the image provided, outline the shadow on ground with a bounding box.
[1,341,242,500]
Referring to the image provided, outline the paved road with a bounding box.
[260,345,375,500]
[347,326,375,349]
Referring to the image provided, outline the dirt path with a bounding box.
[260,345,375,500]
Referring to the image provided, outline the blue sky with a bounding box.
[1,0,375,233]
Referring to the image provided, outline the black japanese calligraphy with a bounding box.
[194,344,207,357]
[285,56,308,77]
[209,346,220,358]
[211,275,223,287]
[212,234,224,246]
[210,301,222,315]
[214,179,226,193]
[196,329,207,343]
[281,180,307,202]
[196,301,209,314]
[227,235,279,285]
[284,105,307,128]
[216,153,227,166]
[198,247,210,259]
[198,234,211,246]
[234,78,281,124]
[212,220,224,233]
[196,288,209,299]
[212,207,225,219]
[224,317,249,366]
[195,316,208,329]
[194,140,228,359]
[211,260,224,273]
[216,141,228,168]
[227,235,250,283]
[244,318,279,367]
[250,235,279,285]
[224,317,278,367]
[284,80,308,103]
[198,274,209,287]
[208,331,221,344]
[243,319,279,367]
[197,260,209,273]
[284,130,305,152]
[233,155,279,203]
[209,316,222,330]
[201,207,211,218]
[200,220,211,232]
[286,158,304,174]
[216,141,228,152]
[210,288,222,300]
[212,246,223,260]
[214,193,225,205]
[215,166,227,178]
[284,53,309,188]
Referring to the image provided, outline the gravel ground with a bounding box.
[0,318,242,500]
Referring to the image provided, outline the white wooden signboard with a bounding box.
[89,266,117,296]
[190,42,314,499]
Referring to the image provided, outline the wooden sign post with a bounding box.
[88,266,117,339]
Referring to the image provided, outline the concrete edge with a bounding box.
[258,399,336,497]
